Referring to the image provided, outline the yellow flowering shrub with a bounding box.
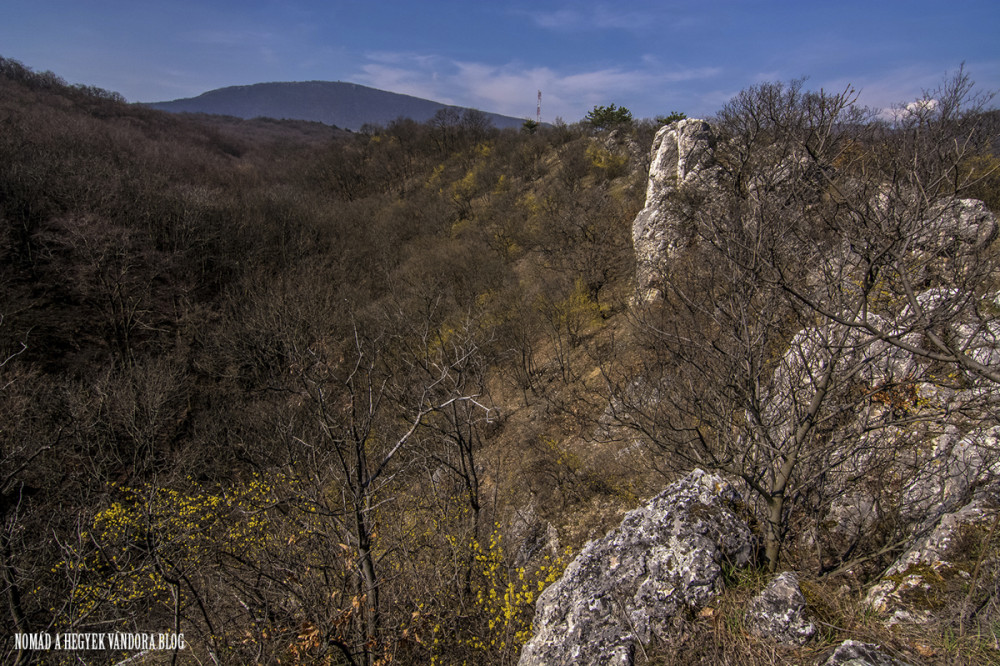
[460,528,567,662]
[56,474,279,626]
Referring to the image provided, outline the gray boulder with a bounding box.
[517,469,753,666]
[821,639,912,666]
[632,119,717,302]
[747,571,816,645]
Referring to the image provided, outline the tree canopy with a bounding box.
[585,103,633,129]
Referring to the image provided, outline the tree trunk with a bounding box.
[355,505,379,666]
[764,495,785,572]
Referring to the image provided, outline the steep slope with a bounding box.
[146,80,527,130]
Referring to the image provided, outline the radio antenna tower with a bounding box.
[536,90,542,124]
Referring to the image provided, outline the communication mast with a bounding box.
[537,90,542,124]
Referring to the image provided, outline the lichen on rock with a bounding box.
[821,639,914,666]
[746,571,816,645]
[517,469,753,666]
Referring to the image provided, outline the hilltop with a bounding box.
[146,80,528,130]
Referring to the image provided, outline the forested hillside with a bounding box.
[2,56,999,665]
[0,56,658,665]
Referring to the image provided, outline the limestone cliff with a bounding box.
[632,119,716,302]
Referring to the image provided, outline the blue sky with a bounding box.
[2,0,998,122]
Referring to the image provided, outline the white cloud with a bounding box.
[818,63,1000,120]
[874,97,940,123]
[751,70,783,83]
[906,98,939,113]
[357,61,455,105]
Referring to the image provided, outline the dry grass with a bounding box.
[633,570,1000,666]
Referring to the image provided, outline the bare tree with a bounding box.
[774,68,1000,390]
[289,316,489,665]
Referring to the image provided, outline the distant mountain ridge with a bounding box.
[146,81,527,131]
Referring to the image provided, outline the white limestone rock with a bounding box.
[517,469,753,666]
[632,119,717,302]
[746,571,816,645]
[821,640,913,666]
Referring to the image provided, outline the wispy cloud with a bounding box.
[526,9,579,30]
[357,60,456,105]
[516,4,664,33]
[354,53,722,121]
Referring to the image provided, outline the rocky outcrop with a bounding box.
[631,114,998,311]
[821,640,912,666]
[865,496,998,625]
[915,197,998,254]
[746,571,816,645]
[518,469,753,666]
[900,425,1000,527]
[632,119,716,302]
[620,116,1000,655]
[604,127,645,166]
